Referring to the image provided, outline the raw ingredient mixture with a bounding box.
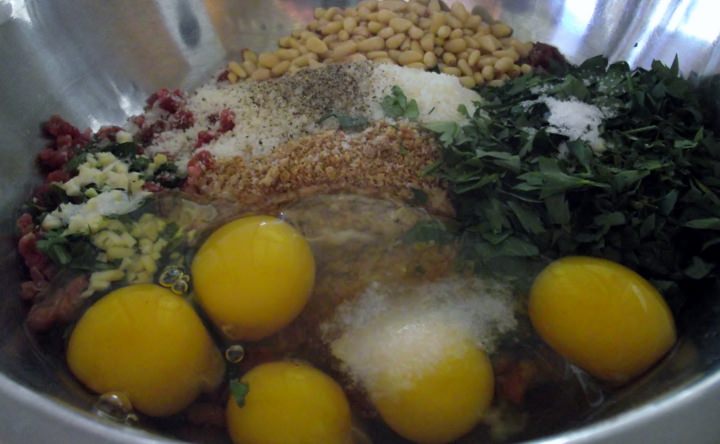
[13,0,720,443]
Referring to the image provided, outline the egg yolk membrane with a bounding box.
[226,361,352,444]
[529,256,676,383]
[66,284,224,417]
[192,215,315,341]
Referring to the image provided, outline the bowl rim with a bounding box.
[1,363,720,443]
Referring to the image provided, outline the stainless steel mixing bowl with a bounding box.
[1,1,720,442]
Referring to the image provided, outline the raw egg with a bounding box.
[192,216,315,341]
[226,361,351,444]
[331,306,495,444]
[529,256,676,383]
[370,330,494,444]
[66,284,224,416]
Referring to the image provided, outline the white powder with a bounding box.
[323,277,517,396]
[541,96,608,153]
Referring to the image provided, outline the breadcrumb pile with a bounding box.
[191,121,452,215]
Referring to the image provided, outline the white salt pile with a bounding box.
[322,277,517,394]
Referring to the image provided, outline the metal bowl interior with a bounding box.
[1,0,720,443]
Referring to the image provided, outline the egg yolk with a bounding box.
[226,361,351,444]
[370,333,494,444]
[192,216,315,341]
[529,256,676,383]
[66,284,224,416]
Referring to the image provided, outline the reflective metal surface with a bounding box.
[1,0,720,443]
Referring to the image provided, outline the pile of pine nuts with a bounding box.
[224,0,534,88]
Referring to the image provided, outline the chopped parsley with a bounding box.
[420,55,720,300]
[229,380,250,407]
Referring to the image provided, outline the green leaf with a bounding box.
[36,230,70,265]
[230,380,250,408]
[684,256,714,279]
[684,218,720,230]
[381,85,420,120]
[566,140,593,171]
[404,100,420,120]
[507,201,545,234]
[129,156,151,173]
[658,190,679,216]
[470,236,540,261]
[64,153,88,174]
[108,142,139,158]
[545,194,570,226]
[594,212,626,227]
[423,121,459,146]
[611,170,648,192]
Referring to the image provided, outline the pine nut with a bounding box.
[398,50,424,65]
[441,66,462,76]
[368,20,383,33]
[343,16,357,33]
[306,36,329,54]
[330,40,358,59]
[423,51,437,68]
[378,26,395,39]
[491,22,513,38]
[444,38,467,53]
[386,33,406,49]
[258,52,279,69]
[251,68,271,81]
[420,33,435,52]
[271,60,290,76]
[459,76,476,88]
[389,17,413,33]
[494,56,514,73]
[458,58,473,76]
[408,26,424,40]
[358,36,385,52]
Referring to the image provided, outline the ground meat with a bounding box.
[526,42,568,72]
[37,115,91,172]
[25,274,89,332]
[133,89,194,146]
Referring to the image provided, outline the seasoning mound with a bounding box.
[139,62,480,166]
[191,121,452,215]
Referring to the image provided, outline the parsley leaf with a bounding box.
[382,86,420,120]
[229,380,250,407]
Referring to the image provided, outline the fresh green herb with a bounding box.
[129,156,151,173]
[318,113,369,131]
[425,55,720,296]
[109,142,139,158]
[36,229,110,271]
[64,152,88,174]
[36,230,72,265]
[229,380,250,407]
[382,85,420,120]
